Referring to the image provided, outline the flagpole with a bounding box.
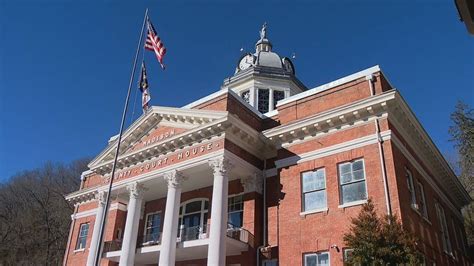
[94,8,149,266]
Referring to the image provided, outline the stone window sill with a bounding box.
[300,207,328,218]
[338,199,367,209]
[73,248,85,253]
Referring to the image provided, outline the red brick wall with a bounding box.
[390,142,470,265]
[276,77,372,125]
[271,143,388,266]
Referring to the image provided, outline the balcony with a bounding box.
[103,223,254,264]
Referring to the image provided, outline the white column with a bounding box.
[269,89,274,111]
[86,191,107,266]
[119,182,146,266]
[159,170,186,266]
[207,157,233,266]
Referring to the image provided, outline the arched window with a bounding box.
[178,199,209,241]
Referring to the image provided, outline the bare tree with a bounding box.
[449,101,474,247]
[0,158,88,265]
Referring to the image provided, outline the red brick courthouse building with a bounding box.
[64,26,471,266]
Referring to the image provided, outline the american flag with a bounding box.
[145,18,166,69]
[138,62,151,112]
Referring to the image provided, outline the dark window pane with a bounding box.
[185,201,202,213]
[305,255,317,266]
[352,160,363,171]
[258,89,269,113]
[318,253,329,265]
[342,181,367,204]
[273,90,285,109]
[228,212,243,227]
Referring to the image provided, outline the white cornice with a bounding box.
[263,91,396,143]
[388,93,471,207]
[274,130,391,169]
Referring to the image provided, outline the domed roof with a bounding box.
[256,50,283,68]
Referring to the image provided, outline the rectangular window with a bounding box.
[304,252,329,266]
[257,88,269,113]
[228,195,243,228]
[301,168,327,212]
[338,159,367,204]
[144,212,161,243]
[75,223,89,250]
[417,181,428,217]
[406,169,417,209]
[273,90,285,109]
[435,203,452,254]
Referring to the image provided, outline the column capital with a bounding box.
[127,182,147,199]
[95,190,108,206]
[163,170,187,189]
[241,172,263,194]
[209,156,234,176]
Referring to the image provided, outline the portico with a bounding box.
[83,151,260,266]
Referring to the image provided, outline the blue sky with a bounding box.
[0,0,473,180]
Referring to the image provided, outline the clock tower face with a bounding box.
[282,57,295,75]
[238,54,255,71]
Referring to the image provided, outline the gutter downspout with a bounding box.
[63,173,86,266]
[375,118,392,217]
[257,158,268,266]
[367,74,392,216]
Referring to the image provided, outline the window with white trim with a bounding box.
[338,159,367,204]
[304,252,329,266]
[301,168,327,212]
[177,199,209,240]
[75,223,89,250]
[144,212,161,243]
[435,202,452,254]
[417,181,428,218]
[228,195,244,227]
[406,169,417,209]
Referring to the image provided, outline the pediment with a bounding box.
[88,106,228,169]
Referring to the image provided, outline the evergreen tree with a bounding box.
[343,199,421,265]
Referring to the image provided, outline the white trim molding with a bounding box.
[274,130,391,169]
[71,202,127,220]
